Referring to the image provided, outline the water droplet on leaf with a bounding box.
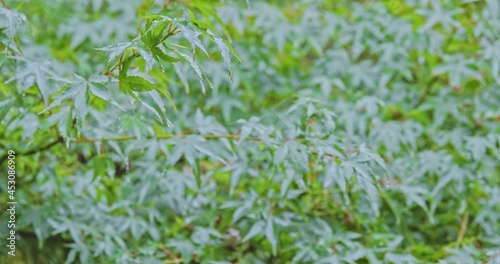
[125,156,130,173]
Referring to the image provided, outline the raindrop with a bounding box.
[125,156,130,173]
[166,119,174,128]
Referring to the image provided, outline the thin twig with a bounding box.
[71,133,258,143]
[158,245,181,264]
[456,213,469,248]
[482,251,500,264]
[0,137,63,165]
[68,133,361,161]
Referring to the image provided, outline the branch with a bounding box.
[18,229,73,245]
[158,245,181,264]
[69,133,362,162]
[0,137,63,165]
[70,133,261,143]
[24,137,64,155]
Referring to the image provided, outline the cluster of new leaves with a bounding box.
[1,0,500,263]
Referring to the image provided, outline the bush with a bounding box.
[1,0,499,263]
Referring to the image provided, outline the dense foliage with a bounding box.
[1,0,500,263]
